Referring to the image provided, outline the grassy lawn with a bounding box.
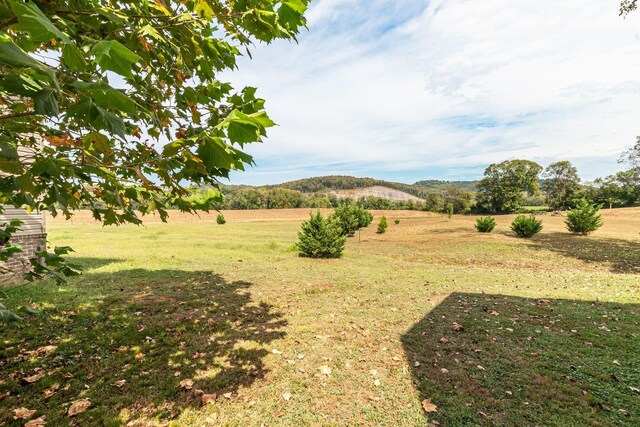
[1,208,639,426]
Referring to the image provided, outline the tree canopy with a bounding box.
[476,160,543,213]
[541,160,580,210]
[0,0,309,278]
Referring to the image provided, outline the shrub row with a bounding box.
[476,200,603,238]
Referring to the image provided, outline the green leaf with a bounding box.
[33,87,59,115]
[62,44,87,72]
[73,82,137,115]
[93,106,127,137]
[19,306,41,315]
[0,309,22,323]
[0,40,58,88]
[92,40,141,78]
[31,157,61,176]
[10,0,71,43]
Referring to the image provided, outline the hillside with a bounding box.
[327,186,424,202]
[267,175,434,199]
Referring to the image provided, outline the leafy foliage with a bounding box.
[511,215,543,238]
[565,199,604,235]
[332,203,372,237]
[476,160,543,213]
[216,213,226,225]
[414,179,479,191]
[376,216,388,234]
[620,0,638,16]
[0,0,309,279]
[394,219,400,225]
[542,161,580,210]
[475,216,496,233]
[296,210,345,258]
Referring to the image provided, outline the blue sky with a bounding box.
[225,0,640,185]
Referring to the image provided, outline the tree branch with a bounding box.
[0,111,38,121]
[0,15,17,30]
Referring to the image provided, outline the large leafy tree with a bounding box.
[476,159,543,213]
[0,0,308,279]
[541,160,580,210]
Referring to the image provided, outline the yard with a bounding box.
[1,208,639,426]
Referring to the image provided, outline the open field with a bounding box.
[1,208,640,426]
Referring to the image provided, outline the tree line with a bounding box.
[194,140,640,215]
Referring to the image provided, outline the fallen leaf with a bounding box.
[223,392,232,399]
[68,399,91,417]
[319,365,331,376]
[271,349,283,355]
[134,352,144,360]
[43,384,60,398]
[422,399,438,413]
[179,379,194,390]
[439,338,449,344]
[35,345,57,355]
[25,416,46,426]
[23,372,45,384]
[282,391,292,401]
[374,379,381,386]
[613,360,621,366]
[13,407,36,420]
[112,380,126,388]
[451,323,464,332]
[202,394,217,405]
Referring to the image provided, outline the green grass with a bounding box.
[1,210,639,426]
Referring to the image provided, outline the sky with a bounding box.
[225,0,640,186]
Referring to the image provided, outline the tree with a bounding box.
[565,199,603,235]
[376,215,388,234]
[476,160,543,213]
[592,170,640,208]
[619,136,640,170]
[541,161,580,210]
[0,0,309,279]
[296,211,346,259]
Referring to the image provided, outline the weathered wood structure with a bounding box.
[0,206,47,276]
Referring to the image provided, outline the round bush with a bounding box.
[394,219,400,225]
[565,199,603,235]
[216,213,226,225]
[297,211,346,258]
[511,214,542,238]
[475,216,496,233]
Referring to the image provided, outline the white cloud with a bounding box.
[225,0,640,185]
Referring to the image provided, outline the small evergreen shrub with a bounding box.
[377,216,388,234]
[565,199,603,235]
[216,213,226,225]
[332,203,372,236]
[394,219,400,225]
[297,211,346,258]
[475,216,496,233]
[446,203,454,219]
[511,215,542,238]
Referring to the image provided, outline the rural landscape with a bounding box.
[1,0,640,426]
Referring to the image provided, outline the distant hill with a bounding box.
[414,179,479,192]
[269,175,435,199]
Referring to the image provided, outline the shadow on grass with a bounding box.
[529,233,640,274]
[0,265,286,426]
[402,292,640,426]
